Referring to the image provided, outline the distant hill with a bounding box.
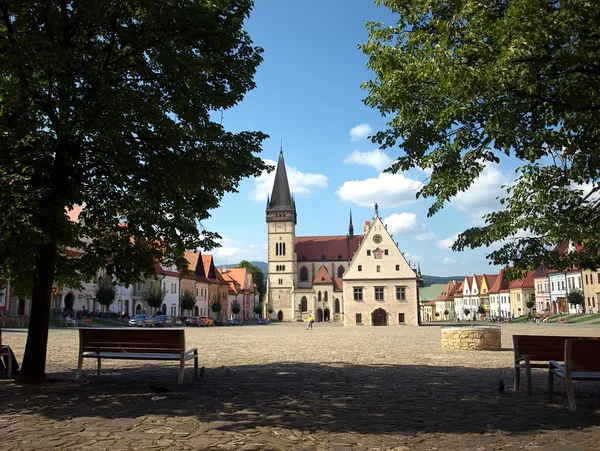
[420,274,463,287]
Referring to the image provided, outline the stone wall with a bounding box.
[441,326,501,351]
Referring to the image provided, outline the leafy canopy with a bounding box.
[94,277,116,311]
[237,260,265,298]
[230,299,241,315]
[210,299,222,315]
[361,0,600,272]
[179,289,196,314]
[144,285,166,313]
[0,0,267,382]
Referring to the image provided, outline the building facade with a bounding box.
[265,151,420,325]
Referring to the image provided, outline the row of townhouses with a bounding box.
[423,245,600,321]
[0,249,260,320]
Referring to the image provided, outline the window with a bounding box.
[324,291,328,302]
[356,313,362,324]
[358,265,362,272]
[384,249,388,256]
[395,265,400,271]
[399,313,405,323]
[375,287,384,301]
[337,265,344,278]
[318,291,322,303]
[335,299,340,313]
[353,287,363,301]
[275,242,287,256]
[376,265,381,272]
[367,250,371,256]
[278,278,283,285]
[301,296,308,312]
[396,286,406,300]
[300,266,309,281]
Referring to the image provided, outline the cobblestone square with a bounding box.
[1,323,599,450]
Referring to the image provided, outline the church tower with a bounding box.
[266,150,296,321]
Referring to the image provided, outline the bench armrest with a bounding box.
[549,360,563,371]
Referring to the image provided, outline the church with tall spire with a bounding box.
[266,150,421,326]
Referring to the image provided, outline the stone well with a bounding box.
[441,325,501,351]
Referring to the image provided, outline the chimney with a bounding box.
[364,221,371,234]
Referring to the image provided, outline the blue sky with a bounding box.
[203,0,511,277]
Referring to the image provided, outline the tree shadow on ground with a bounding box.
[1,361,598,436]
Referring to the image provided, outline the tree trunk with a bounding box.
[17,241,58,384]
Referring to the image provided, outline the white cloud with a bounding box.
[344,149,393,172]
[453,164,510,218]
[443,258,458,264]
[416,232,435,241]
[402,252,422,263]
[438,234,459,250]
[383,212,427,236]
[252,159,328,201]
[212,237,267,266]
[349,123,374,141]
[337,173,422,207]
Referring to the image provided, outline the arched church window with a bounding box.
[300,266,309,281]
[318,291,322,303]
[337,265,344,278]
[324,291,328,302]
[301,296,308,312]
[335,299,340,314]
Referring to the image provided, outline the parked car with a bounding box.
[153,315,173,327]
[230,317,242,326]
[257,318,269,325]
[128,314,153,327]
[199,316,214,327]
[186,316,201,327]
[214,317,229,326]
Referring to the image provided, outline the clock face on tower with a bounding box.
[373,234,382,244]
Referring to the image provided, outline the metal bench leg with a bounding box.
[193,350,198,380]
[75,354,83,380]
[548,368,554,402]
[97,358,101,377]
[565,375,576,411]
[514,365,520,390]
[178,358,185,384]
[524,357,532,395]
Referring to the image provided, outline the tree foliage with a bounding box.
[210,299,222,316]
[237,260,265,298]
[94,277,116,311]
[0,0,267,382]
[361,0,600,273]
[567,289,584,307]
[463,308,471,317]
[179,289,196,314]
[144,285,166,314]
[230,299,241,315]
[253,303,262,316]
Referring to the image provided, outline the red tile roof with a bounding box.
[434,280,461,301]
[296,235,363,261]
[332,277,343,292]
[508,270,535,289]
[313,265,333,284]
[488,268,510,293]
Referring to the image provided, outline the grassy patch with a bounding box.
[571,313,600,323]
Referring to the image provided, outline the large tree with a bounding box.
[361,0,600,274]
[237,260,265,299]
[0,0,268,383]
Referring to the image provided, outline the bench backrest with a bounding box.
[513,335,599,362]
[79,328,185,354]
[566,338,600,372]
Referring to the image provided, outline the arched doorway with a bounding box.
[64,293,74,314]
[136,303,142,314]
[194,306,199,316]
[372,308,388,326]
[324,308,330,322]
[161,304,167,314]
[277,310,283,321]
[316,308,323,322]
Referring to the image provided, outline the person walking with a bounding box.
[306,313,314,330]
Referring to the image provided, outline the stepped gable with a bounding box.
[313,265,333,285]
[296,235,363,261]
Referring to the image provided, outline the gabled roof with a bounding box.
[454,281,465,297]
[471,275,482,292]
[183,250,210,283]
[332,277,343,292]
[433,280,461,302]
[296,235,363,261]
[313,265,333,284]
[202,255,226,284]
[481,274,498,291]
[488,268,510,294]
[509,270,535,289]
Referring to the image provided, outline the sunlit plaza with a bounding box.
[2,322,600,450]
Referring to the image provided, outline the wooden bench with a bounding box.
[549,338,600,411]
[17,316,30,327]
[0,317,15,328]
[75,328,198,384]
[81,318,93,327]
[513,335,599,394]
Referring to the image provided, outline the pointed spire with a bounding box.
[348,208,354,238]
[267,149,294,211]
